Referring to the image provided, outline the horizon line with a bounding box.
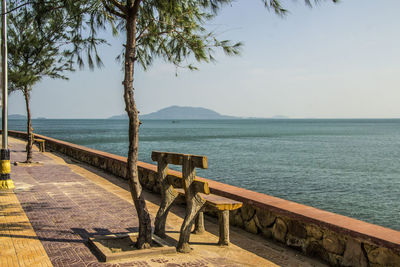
[5,117,400,120]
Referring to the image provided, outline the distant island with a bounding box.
[1,114,27,120]
[0,114,49,120]
[271,115,289,119]
[109,106,240,120]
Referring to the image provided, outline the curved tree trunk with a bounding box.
[24,88,33,163]
[124,12,152,249]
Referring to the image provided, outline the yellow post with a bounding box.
[0,149,13,189]
[0,0,14,190]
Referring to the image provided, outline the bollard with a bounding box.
[0,149,14,189]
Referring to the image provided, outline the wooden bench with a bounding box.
[34,138,45,152]
[152,151,242,253]
[28,133,45,152]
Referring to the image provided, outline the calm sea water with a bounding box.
[8,119,400,231]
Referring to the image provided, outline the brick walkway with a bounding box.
[1,137,325,267]
[10,141,145,266]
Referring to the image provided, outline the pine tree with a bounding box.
[84,0,336,250]
[19,0,337,249]
[7,1,102,163]
[89,0,244,249]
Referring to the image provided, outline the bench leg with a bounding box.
[177,194,205,253]
[193,210,205,234]
[218,210,230,246]
[40,143,45,152]
[154,185,178,238]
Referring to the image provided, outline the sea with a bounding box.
[8,119,400,231]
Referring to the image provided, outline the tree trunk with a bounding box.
[123,13,152,249]
[24,88,33,163]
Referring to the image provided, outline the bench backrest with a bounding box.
[152,151,209,195]
[151,151,207,169]
[167,172,210,195]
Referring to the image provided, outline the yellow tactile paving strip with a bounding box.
[0,190,53,267]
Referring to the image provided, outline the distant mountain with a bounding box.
[271,115,289,119]
[1,114,27,120]
[109,114,128,120]
[108,106,239,120]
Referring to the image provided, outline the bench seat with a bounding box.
[174,188,242,210]
[33,138,45,152]
[174,188,242,245]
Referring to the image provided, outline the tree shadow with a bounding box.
[20,201,71,212]
[0,222,31,232]
[0,203,25,217]
[0,203,20,209]
[0,211,24,216]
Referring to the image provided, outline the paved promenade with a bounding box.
[0,137,326,267]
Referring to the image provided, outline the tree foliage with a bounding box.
[7,0,338,247]
[80,0,337,251]
[17,0,338,72]
[8,4,73,92]
[6,0,102,162]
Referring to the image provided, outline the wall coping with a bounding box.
[7,130,400,252]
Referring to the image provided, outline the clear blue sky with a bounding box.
[8,0,400,119]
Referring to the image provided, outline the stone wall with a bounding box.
[6,130,400,267]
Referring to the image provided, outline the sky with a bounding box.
[7,0,400,119]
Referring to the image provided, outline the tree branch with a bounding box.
[137,29,173,42]
[2,1,32,15]
[132,0,142,17]
[102,0,126,18]
[1,0,60,15]
[107,0,127,13]
[135,24,150,41]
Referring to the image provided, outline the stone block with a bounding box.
[204,206,218,217]
[363,242,377,254]
[367,247,400,266]
[121,168,127,179]
[305,240,328,261]
[254,208,276,229]
[240,204,255,221]
[306,224,323,240]
[229,209,239,223]
[231,210,244,228]
[138,171,145,182]
[244,218,258,234]
[261,227,273,239]
[286,234,305,251]
[152,183,161,193]
[272,217,287,243]
[322,232,345,255]
[175,195,186,205]
[147,172,155,188]
[140,172,149,187]
[342,238,368,267]
[287,219,307,239]
[327,252,344,267]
